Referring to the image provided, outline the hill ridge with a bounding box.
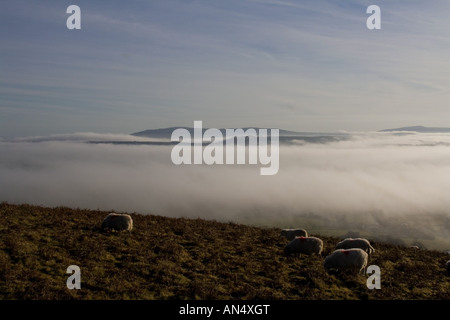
[0,202,449,300]
[379,126,450,133]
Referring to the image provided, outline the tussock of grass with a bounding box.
[0,202,449,300]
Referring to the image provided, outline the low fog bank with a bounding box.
[1,132,450,250]
[1,132,168,143]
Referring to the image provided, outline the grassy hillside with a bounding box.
[0,202,449,300]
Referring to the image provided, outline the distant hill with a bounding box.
[132,127,309,139]
[128,127,350,145]
[380,126,450,133]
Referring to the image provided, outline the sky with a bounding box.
[2,0,450,137]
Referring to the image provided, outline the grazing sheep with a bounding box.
[335,238,375,255]
[324,249,369,275]
[284,236,323,257]
[446,261,450,276]
[101,213,133,231]
[280,228,308,241]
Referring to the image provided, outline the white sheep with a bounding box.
[101,213,133,231]
[284,236,323,257]
[324,248,369,275]
[280,228,308,241]
[335,238,375,255]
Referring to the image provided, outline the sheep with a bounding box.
[324,249,369,275]
[284,236,323,257]
[101,213,133,231]
[446,261,450,276]
[335,238,375,255]
[280,228,308,241]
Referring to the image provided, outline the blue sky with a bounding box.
[1,0,450,137]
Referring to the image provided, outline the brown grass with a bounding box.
[0,202,449,300]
